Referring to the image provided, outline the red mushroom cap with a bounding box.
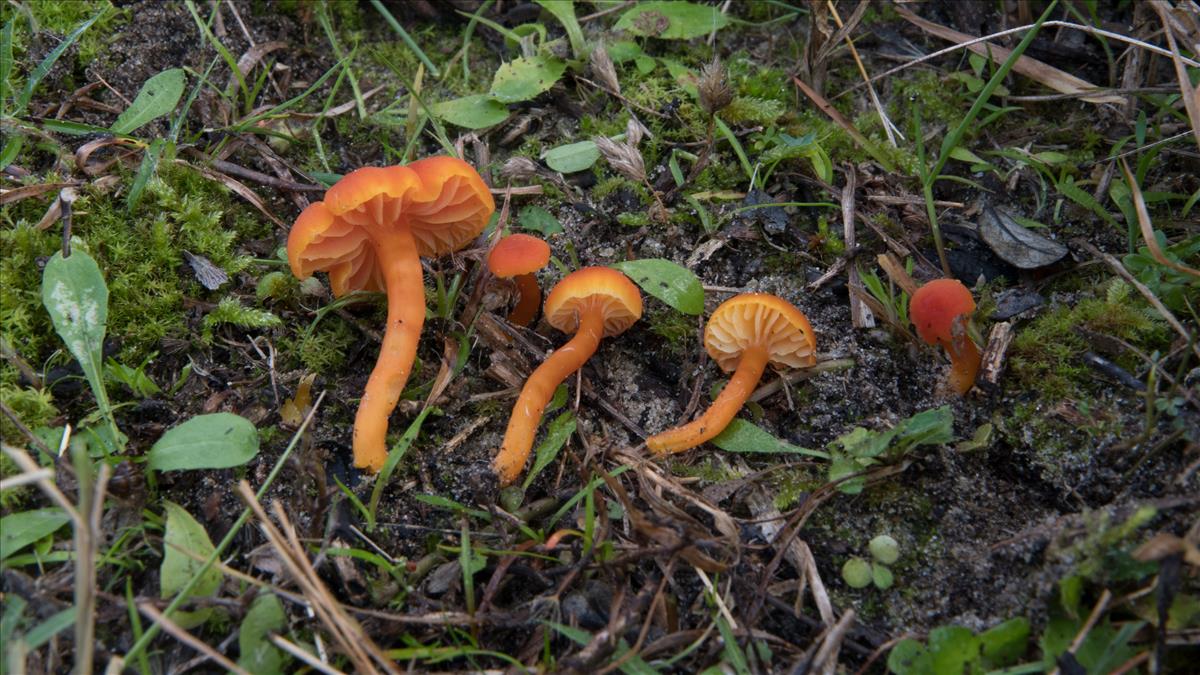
[909,278,976,346]
[488,234,551,278]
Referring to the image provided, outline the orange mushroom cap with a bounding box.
[705,293,817,372]
[493,267,642,485]
[488,234,551,278]
[647,293,816,455]
[284,156,495,473]
[909,278,976,347]
[908,278,980,395]
[544,266,643,337]
[287,157,495,295]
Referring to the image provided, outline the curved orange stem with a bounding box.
[945,336,981,395]
[646,346,769,455]
[353,227,424,472]
[494,307,605,486]
[508,273,541,327]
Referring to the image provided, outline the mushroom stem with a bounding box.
[945,336,981,396]
[508,273,541,327]
[353,227,425,472]
[646,345,770,455]
[495,306,605,485]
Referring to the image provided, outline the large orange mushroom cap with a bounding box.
[284,156,495,473]
[647,293,816,456]
[705,293,817,372]
[909,278,981,395]
[286,157,494,295]
[544,266,643,337]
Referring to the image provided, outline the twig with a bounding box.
[812,609,856,675]
[137,604,251,675]
[842,167,874,328]
[748,358,856,403]
[1049,590,1112,675]
[978,321,1014,392]
[270,634,348,675]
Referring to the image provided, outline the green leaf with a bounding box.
[23,608,76,650]
[536,1,586,60]
[0,508,71,560]
[614,1,730,40]
[523,411,576,489]
[711,419,829,458]
[842,557,872,588]
[147,413,260,472]
[871,562,894,589]
[238,593,288,675]
[489,55,566,103]
[517,205,564,236]
[127,138,168,212]
[110,68,186,135]
[888,638,933,675]
[948,146,989,167]
[369,406,438,529]
[542,140,600,173]
[610,258,704,315]
[927,626,979,675]
[431,94,510,129]
[42,250,114,437]
[160,501,221,598]
[979,617,1030,668]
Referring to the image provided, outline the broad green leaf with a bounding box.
[614,1,730,40]
[0,508,71,560]
[610,258,704,315]
[888,638,933,675]
[489,55,566,103]
[979,617,1030,667]
[606,40,647,63]
[524,411,576,489]
[431,94,509,129]
[160,501,221,598]
[147,413,259,472]
[238,593,288,674]
[711,419,828,458]
[891,406,954,454]
[110,68,186,135]
[517,205,564,236]
[927,626,979,675]
[871,562,894,589]
[542,140,599,173]
[42,250,110,422]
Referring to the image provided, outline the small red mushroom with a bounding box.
[908,278,981,395]
[487,234,551,327]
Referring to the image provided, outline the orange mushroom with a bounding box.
[288,157,494,472]
[487,233,551,326]
[494,267,642,486]
[908,278,980,395]
[647,294,816,455]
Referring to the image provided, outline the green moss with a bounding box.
[646,307,694,357]
[1,165,270,369]
[1010,279,1168,398]
[280,319,357,374]
[0,384,57,443]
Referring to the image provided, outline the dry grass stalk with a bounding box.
[1,443,108,675]
[842,167,875,328]
[235,481,398,675]
[893,5,1124,104]
[1150,0,1200,153]
[812,609,857,675]
[136,603,251,675]
[876,252,920,296]
[1119,158,1199,281]
[826,0,898,145]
